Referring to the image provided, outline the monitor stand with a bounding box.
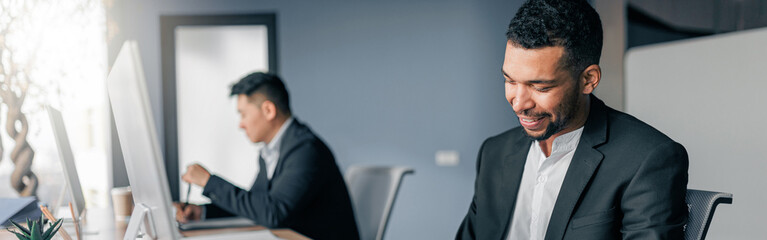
[124,203,157,240]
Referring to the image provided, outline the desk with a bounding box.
[0,208,309,240]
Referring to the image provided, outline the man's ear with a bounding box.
[580,64,601,94]
[261,100,278,120]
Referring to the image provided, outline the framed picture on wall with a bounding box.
[160,13,278,202]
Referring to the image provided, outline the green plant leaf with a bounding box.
[50,225,61,240]
[46,225,61,240]
[10,230,31,240]
[41,219,61,240]
[38,214,45,236]
[49,219,62,228]
[30,222,42,240]
[26,219,32,233]
[10,220,30,235]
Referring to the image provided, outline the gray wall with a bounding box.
[108,0,522,238]
[593,0,626,110]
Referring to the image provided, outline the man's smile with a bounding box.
[518,116,547,130]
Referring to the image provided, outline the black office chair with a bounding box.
[684,189,733,240]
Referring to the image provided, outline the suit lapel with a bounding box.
[545,95,608,240]
[497,129,533,239]
[271,119,302,181]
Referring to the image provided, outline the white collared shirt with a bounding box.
[258,117,294,180]
[507,126,584,240]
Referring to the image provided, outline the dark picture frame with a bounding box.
[160,13,278,201]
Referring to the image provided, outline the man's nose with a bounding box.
[512,87,534,114]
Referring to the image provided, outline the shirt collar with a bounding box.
[535,126,585,156]
[261,117,294,157]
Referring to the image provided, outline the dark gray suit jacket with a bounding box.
[202,119,360,240]
[457,95,689,240]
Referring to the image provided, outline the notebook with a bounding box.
[0,197,42,227]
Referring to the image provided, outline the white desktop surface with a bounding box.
[0,208,309,240]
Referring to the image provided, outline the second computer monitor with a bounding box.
[46,105,86,220]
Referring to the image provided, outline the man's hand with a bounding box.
[173,202,202,223]
[182,164,211,188]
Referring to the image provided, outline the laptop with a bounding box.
[178,217,256,231]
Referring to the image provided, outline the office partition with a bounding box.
[625,27,767,239]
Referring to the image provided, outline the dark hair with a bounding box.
[230,72,291,115]
[507,0,603,78]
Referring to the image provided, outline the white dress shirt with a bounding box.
[258,117,293,180]
[507,126,584,240]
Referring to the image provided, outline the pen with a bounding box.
[69,202,81,240]
[183,183,191,211]
[40,206,72,240]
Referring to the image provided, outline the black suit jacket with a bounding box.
[202,119,360,240]
[457,95,689,240]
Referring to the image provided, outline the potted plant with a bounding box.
[6,215,62,240]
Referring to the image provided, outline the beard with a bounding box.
[520,87,581,141]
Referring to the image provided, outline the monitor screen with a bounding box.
[107,40,178,239]
[46,106,86,220]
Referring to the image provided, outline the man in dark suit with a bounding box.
[456,0,688,239]
[176,72,360,240]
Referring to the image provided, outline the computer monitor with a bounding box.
[46,106,87,220]
[107,40,178,240]
[108,40,271,240]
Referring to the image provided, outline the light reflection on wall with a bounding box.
[0,0,108,208]
[175,25,269,204]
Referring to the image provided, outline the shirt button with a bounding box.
[537,175,546,183]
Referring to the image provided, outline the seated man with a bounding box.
[176,72,359,240]
[456,0,688,239]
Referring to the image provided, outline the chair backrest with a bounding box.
[685,189,733,240]
[345,166,414,240]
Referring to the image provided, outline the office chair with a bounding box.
[345,166,414,240]
[684,189,733,240]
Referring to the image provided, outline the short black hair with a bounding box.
[507,0,603,78]
[230,72,291,115]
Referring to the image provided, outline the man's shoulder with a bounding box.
[603,107,679,149]
[484,126,526,146]
[280,119,333,159]
[477,127,530,160]
[283,119,322,145]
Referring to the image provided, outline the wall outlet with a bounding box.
[435,150,460,166]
